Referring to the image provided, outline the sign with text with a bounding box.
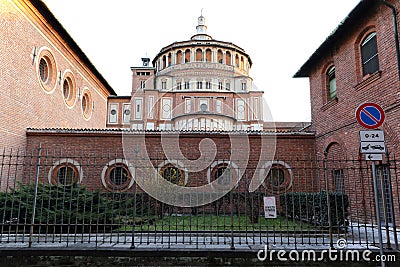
[263,196,277,219]
[359,130,385,142]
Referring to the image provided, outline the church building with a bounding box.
[107,15,263,132]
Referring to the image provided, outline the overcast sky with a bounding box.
[42,0,360,122]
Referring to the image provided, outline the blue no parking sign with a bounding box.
[355,102,385,129]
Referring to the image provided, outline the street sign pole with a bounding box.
[372,161,385,267]
[356,103,386,266]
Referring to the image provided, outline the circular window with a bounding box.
[109,166,129,186]
[209,162,239,189]
[214,166,231,186]
[62,72,76,107]
[263,165,292,192]
[160,164,184,185]
[200,103,208,112]
[124,109,131,116]
[81,90,92,119]
[37,48,57,93]
[51,164,79,186]
[101,160,134,191]
[39,58,49,83]
[48,159,83,186]
[111,109,117,115]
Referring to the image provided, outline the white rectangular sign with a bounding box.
[263,196,277,219]
[360,130,385,142]
[365,154,383,161]
[360,141,386,154]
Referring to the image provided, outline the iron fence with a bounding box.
[0,146,399,250]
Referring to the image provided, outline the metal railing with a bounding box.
[0,146,398,250]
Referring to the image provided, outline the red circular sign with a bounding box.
[355,102,385,129]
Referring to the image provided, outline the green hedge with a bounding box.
[279,191,349,227]
[0,183,156,233]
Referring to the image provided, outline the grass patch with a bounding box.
[118,215,314,232]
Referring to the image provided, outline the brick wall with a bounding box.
[0,0,111,149]
[306,0,400,225]
[25,130,316,196]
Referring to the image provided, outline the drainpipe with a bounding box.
[382,1,400,81]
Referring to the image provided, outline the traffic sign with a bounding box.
[355,103,385,129]
[359,130,385,142]
[365,154,383,161]
[360,141,386,154]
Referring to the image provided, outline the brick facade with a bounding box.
[295,0,400,160]
[25,129,316,201]
[295,0,400,225]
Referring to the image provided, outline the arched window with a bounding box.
[361,32,379,76]
[240,56,244,69]
[162,55,166,69]
[327,66,337,100]
[225,51,231,65]
[196,48,203,62]
[184,49,191,63]
[176,50,182,64]
[235,54,239,67]
[167,53,172,66]
[206,49,212,62]
[217,50,223,63]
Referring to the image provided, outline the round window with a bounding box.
[81,90,92,119]
[263,165,292,192]
[104,163,133,191]
[210,163,238,189]
[37,49,57,93]
[269,169,285,188]
[160,165,184,185]
[214,166,231,186]
[39,58,49,83]
[200,103,207,112]
[63,78,71,100]
[51,164,79,186]
[109,166,129,186]
[62,72,76,107]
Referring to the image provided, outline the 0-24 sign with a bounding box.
[359,130,385,142]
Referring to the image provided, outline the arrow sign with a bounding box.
[355,103,385,129]
[366,154,383,161]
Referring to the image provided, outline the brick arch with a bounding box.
[323,137,348,160]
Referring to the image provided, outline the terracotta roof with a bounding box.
[26,128,315,136]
